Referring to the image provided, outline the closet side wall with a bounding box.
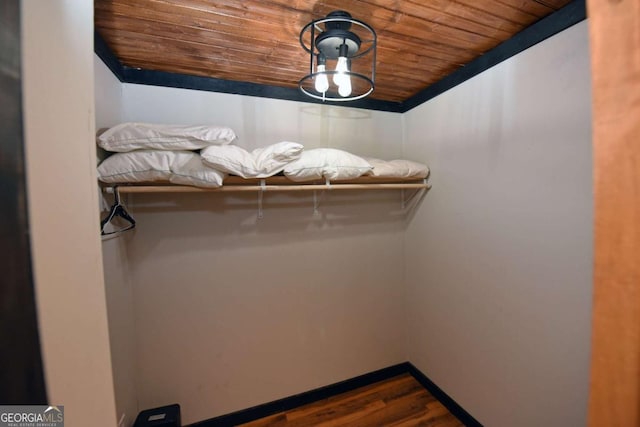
[403,22,593,427]
[22,2,118,426]
[95,55,122,129]
[95,56,137,427]
[118,86,407,424]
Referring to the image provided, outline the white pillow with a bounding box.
[365,158,430,178]
[97,150,225,188]
[97,122,236,152]
[200,145,255,178]
[283,148,372,182]
[201,141,303,178]
[170,152,226,188]
[252,141,304,175]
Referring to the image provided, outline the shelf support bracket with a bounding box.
[402,179,428,209]
[257,179,266,219]
[313,190,320,216]
[312,187,329,216]
[310,178,333,216]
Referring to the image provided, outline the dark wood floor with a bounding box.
[239,374,464,427]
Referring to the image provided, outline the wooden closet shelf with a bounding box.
[102,177,430,194]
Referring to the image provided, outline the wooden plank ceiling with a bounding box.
[95,0,572,103]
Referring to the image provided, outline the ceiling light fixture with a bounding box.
[299,10,377,102]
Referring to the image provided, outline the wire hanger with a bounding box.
[100,186,136,236]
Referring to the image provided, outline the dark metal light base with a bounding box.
[315,29,361,59]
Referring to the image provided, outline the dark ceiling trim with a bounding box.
[120,67,404,113]
[94,31,124,82]
[94,0,585,114]
[400,0,586,113]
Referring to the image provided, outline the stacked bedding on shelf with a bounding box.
[97,123,236,188]
[364,158,430,179]
[97,123,429,188]
[200,142,304,178]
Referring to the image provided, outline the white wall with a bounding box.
[123,84,401,159]
[101,237,137,427]
[113,87,408,424]
[403,22,593,427]
[95,55,122,130]
[127,192,407,424]
[95,55,137,427]
[21,1,118,426]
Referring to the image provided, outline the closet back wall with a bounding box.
[123,84,403,157]
[97,75,408,424]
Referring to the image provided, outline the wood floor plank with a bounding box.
[284,375,421,422]
[313,400,387,427]
[386,401,459,427]
[239,374,463,427]
[344,390,435,426]
[241,413,288,427]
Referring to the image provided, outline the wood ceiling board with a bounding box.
[501,0,556,16]
[94,0,577,104]
[451,0,544,24]
[535,0,574,8]
[402,0,529,33]
[96,17,467,72]
[308,0,503,49]
[104,31,307,70]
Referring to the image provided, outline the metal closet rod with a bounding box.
[104,179,430,194]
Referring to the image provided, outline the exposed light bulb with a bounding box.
[338,76,352,97]
[314,64,329,93]
[333,56,349,86]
